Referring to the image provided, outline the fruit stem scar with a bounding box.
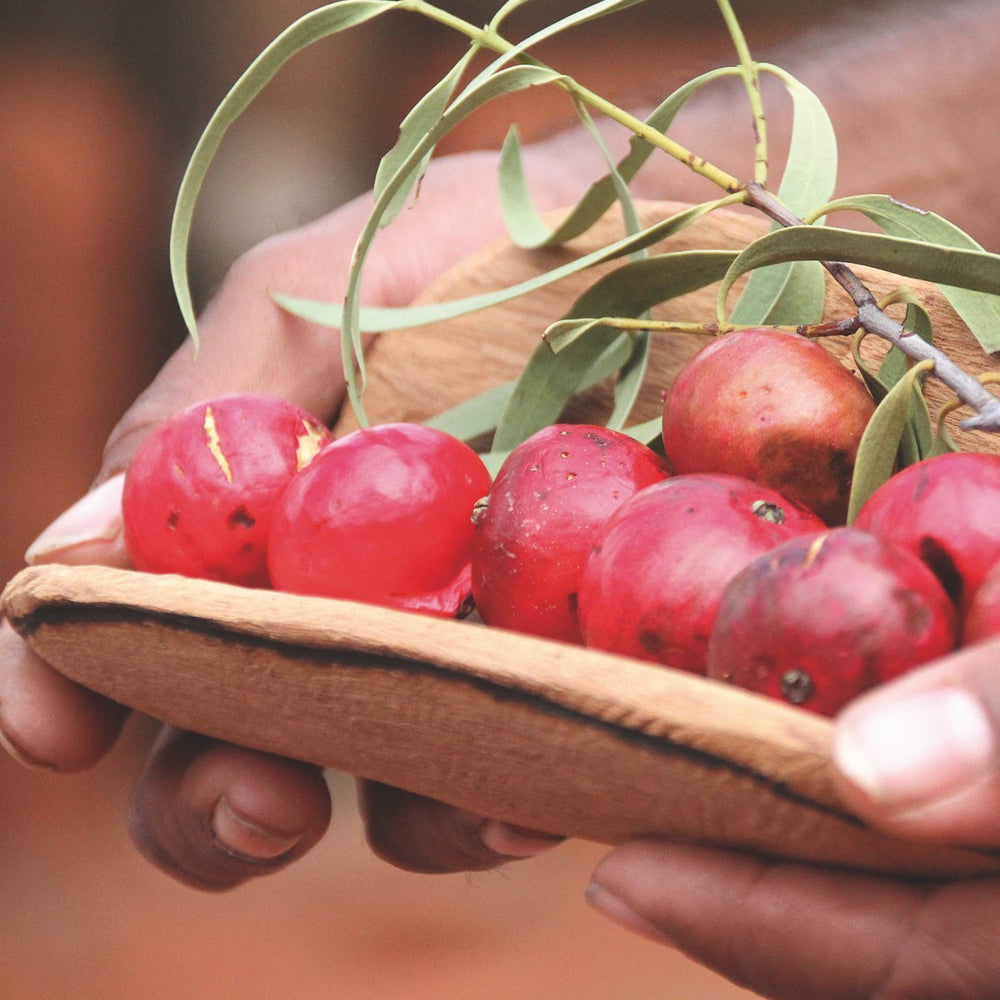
[203,406,233,483]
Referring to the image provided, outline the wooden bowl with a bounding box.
[4,201,1000,879]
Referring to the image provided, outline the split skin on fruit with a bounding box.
[121,393,330,588]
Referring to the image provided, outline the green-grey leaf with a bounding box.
[730,65,835,325]
[809,194,1000,354]
[276,198,739,334]
[372,46,479,227]
[169,0,395,347]
[718,225,1000,323]
[493,250,736,450]
[339,61,569,422]
[423,380,516,441]
[847,360,934,523]
[498,66,740,249]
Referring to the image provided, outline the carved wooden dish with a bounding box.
[4,202,1000,879]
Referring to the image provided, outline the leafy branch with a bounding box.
[168,0,1000,454]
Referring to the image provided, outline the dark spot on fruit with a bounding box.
[585,431,612,448]
[639,630,664,656]
[567,592,578,615]
[227,505,256,529]
[917,536,963,606]
[781,668,815,705]
[752,500,786,524]
[893,586,933,634]
[167,509,179,530]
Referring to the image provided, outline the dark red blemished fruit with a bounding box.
[661,328,876,524]
[470,423,670,644]
[706,527,958,717]
[577,473,826,673]
[267,422,492,617]
[853,451,1000,616]
[122,393,329,587]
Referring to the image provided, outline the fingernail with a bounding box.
[212,796,304,861]
[25,474,125,565]
[834,686,997,811]
[478,819,564,858]
[584,883,677,948]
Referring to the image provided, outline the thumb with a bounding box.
[832,635,1000,848]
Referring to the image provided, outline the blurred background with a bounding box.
[0,0,951,996]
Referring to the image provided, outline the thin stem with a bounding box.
[399,0,744,192]
[746,182,1000,431]
[716,0,768,185]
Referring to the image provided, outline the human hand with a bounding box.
[586,635,1000,1000]
[0,146,573,890]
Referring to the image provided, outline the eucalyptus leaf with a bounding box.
[498,66,740,249]
[424,380,516,441]
[339,61,569,422]
[717,225,1000,323]
[729,65,837,325]
[622,416,662,446]
[372,46,479,227]
[493,249,736,450]
[847,359,934,523]
[275,198,738,333]
[809,194,1000,354]
[169,0,395,347]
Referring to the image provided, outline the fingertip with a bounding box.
[358,781,561,874]
[0,619,127,771]
[129,729,332,891]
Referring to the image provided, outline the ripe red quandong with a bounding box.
[661,328,876,524]
[853,451,1000,616]
[471,423,670,644]
[122,393,329,587]
[577,473,826,673]
[267,422,492,616]
[706,527,958,716]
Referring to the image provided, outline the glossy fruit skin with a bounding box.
[470,424,670,644]
[661,328,875,524]
[853,451,1000,616]
[706,527,958,717]
[578,473,826,673]
[122,393,329,587]
[267,422,492,616]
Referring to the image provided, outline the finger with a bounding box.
[128,727,332,891]
[0,619,128,771]
[358,780,564,874]
[1,473,130,771]
[832,636,1000,848]
[587,840,1000,1000]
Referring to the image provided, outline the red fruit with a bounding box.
[853,451,1000,616]
[122,393,329,587]
[471,424,670,643]
[661,328,875,524]
[577,474,826,672]
[267,422,492,616]
[959,559,1000,645]
[706,527,958,717]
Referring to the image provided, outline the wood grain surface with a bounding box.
[5,201,1000,879]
